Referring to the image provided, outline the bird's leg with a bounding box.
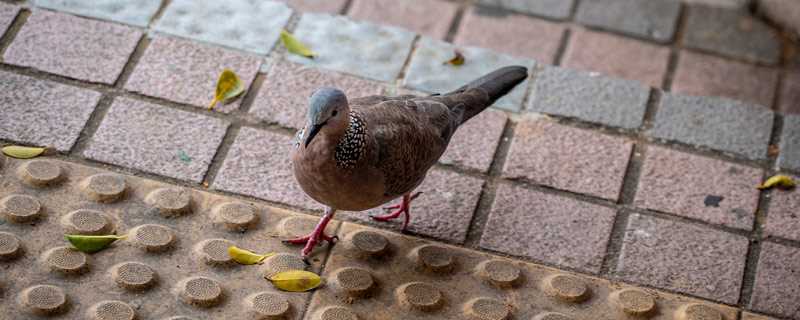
[371,192,421,231]
[282,207,338,260]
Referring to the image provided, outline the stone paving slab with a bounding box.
[763,175,800,242]
[649,93,774,161]
[527,65,650,129]
[778,115,800,171]
[749,241,800,319]
[32,0,162,27]
[288,13,415,83]
[0,71,101,152]
[778,71,800,114]
[348,0,458,40]
[575,0,681,43]
[83,97,229,183]
[3,9,142,84]
[683,5,781,65]
[616,213,749,304]
[476,0,575,19]
[277,0,347,14]
[154,0,292,55]
[403,37,535,112]
[742,312,780,320]
[125,35,262,113]
[0,2,19,35]
[440,109,507,173]
[503,117,634,201]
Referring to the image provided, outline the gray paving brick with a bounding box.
[778,114,800,171]
[287,13,415,82]
[649,93,774,160]
[403,37,535,112]
[475,0,575,19]
[154,0,292,54]
[33,0,161,27]
[527,66,649,129]
[575,0,681,43]
[683,5,781,65]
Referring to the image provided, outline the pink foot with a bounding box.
[371,192,421,231]
[283,208,337,260]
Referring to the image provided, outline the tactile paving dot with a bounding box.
[212,202,259,232]
[609,288,656,316]
[60,209,114,235]
[464,297,510,320]
[110,261,157,291]
[261,253,307,278]
[41,246,88,275]
[332,267,374,297]
[245,291,291,319]
[81,173,127,203]
[542,274,590,302]
[313,306,359,320]
[88,300,135,320]
[396,282,443,311]
[0,194,43,223]
[146,187,193,217]
[345,230,389,257]
[177,276,224,307]
[675,303,722,320]
[532,312,572,320]
[0,231,22,260]
[195,238,235,266]
[476,259,521,288]
[130,224,176,252]
[412,244,454,273]
[18,160,63,187]
[19,284,68,315]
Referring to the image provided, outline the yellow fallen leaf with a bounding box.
[267,270,322,292]
[208,69,245,111]
[65,234,126,253]
[2,145,46,159]
[280,29,315,59]
[228,246,274,265]
[445,50,465,66]
[758,175,796,190]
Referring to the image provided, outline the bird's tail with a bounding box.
[446,66,528,122]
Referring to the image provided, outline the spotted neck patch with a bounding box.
[335,112,367,169]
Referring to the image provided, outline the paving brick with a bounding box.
[503,118,633,201]
[749,242,800,319]
[454,6,566,64]
[764,174,800,242]
[3,10,142,84]
[0,71,101,152]
[634,146,762,230]
[84,97,229,183]
[650,93,774,160]
[616,213,748,304]
[250,60,383,129]
[684,0,748,8]
[481,183,617,273]
[404,37,535,112]
[672,50,779,108]
[575,0,681,43]
[562,28,670,88]
[527,65,650,129]
[742,312,780,320]
[288,13,415,82]
[778,114,800,171]
[154,0,292,55]
[475,0,575,19]
[440,109,507,173]
[348,0,458,39]
[277,0,347,13]
[32,0,161,27]
[0,3,19,35]
[342,168,484,244]
[778,71,800,115]
[125,36,261,113]
[683,5,781,65]
[213,127,319,210]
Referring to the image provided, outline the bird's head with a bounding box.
[304,87,349,147]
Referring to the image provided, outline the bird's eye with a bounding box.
[332,110,338,117]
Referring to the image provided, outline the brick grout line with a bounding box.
[662,3,687,91]
[442,0,467,43]
[113,34,150,89]
[339,0,355,15]
[0,6,27,58]
[598,208,631,276]
[551,26,572,66]
[394,34,420,88]
[148,0,172,28]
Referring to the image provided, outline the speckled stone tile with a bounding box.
[3,9,142,84]
[742,312,780,320]
[779,71,800,114]
[250,60,383,129]
[277,0,347,13]
[616,213,748,304]
[440,109,507,173]
[778,115,800,171]
[476,0,575,19]
[0,71,101,152]
[287,13,415,82]
[213,127,320,211]
[481,183,617,273]
[635,146,762,230]
[749,242,800,319]
[348,0,458,39]
[33,0,161,27]
[527,65,650,129]
[125,36,261,113]
[154,0,292,54]
[454,6,566,64]
[0,2,19,34]
[575,0,681,43]
[83,97,229,183]
[503,117,633,201]
[683,5,781,65]
[403,37,535,112]
[763,174,800,242]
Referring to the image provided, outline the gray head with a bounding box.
[304,87,349,147]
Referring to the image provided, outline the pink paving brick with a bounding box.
[454,6,566,64]
[616,213,748,304]
[0,3,19,35]
[348,0,458,39]
[3,10,141,84]
[440,109,507,173]
[634,146,762,230]
[503,118,634,201]
[749,242,800,319]
[763,174,800,242]
[125,36,261,113]
[83,97,229,183]
[778,71,800,114]
[278,0,347,13]
[480,183,617,273]
[562,27,670,88]
[672,50,779,108]
[250,60,383,129]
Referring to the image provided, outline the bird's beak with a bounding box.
[304,123,325,147]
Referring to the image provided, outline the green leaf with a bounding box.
[280,29,315,59]
[2,145,46,159]
[758,175,796,190]
[228,246,274,265]
[208,69,245,111]
[267,270,322,292]
[65,234,126,253]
